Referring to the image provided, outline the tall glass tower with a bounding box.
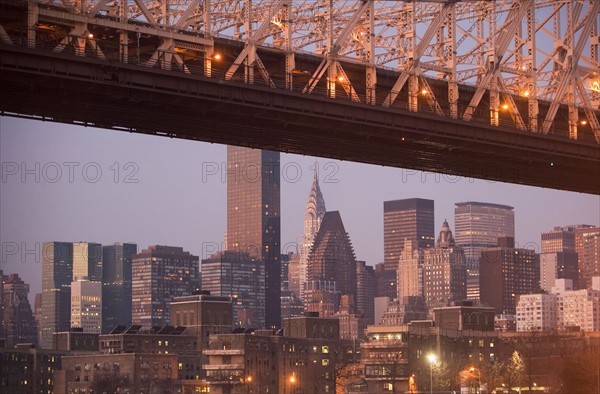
[227,146,281,328]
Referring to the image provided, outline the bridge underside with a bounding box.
[0,43,599,195]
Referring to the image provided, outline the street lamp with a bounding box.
[427,353,437,394]
[470,367,481,394]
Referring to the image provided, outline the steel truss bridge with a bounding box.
[0,0,599,194]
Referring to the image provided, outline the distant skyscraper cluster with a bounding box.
[36,241,203,348]
[454,201,515,301]
[2,147,598,363]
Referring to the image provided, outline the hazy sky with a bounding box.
[1,116,599,298]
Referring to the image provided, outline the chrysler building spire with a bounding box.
[298,165,327,300]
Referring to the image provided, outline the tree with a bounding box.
[91,370,131,393]
[506,351,526,393]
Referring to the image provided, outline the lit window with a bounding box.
[322,346,329,354]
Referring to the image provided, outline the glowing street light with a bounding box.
[470,367,482,393]
[213,53,222,61]
[427,353,437,394]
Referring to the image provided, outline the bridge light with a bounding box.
[522,90,530,97]
[337,76,345,82]
[580,120,587,125]
[213,53,222,61]
[421,88,428,95]
[88,33,94,39]
[501,103,509,110]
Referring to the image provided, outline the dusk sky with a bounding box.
[1,115,599,299]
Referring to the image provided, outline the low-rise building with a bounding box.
[203,314,353,394]
[0,343,63,394]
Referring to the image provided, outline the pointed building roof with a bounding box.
[437,219,455,248]
[305,165,326,220]
[307,211,357,297]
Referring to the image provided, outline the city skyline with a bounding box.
[1,116,599,300]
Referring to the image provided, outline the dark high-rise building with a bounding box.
[374,262,397,299]
[131,245,200,328]
[41,242,73,349]
[575,226,600,289]
[201,251,264,327]
[384,198,435,263]
[102,243,137,333]
[422,221,467,314]
[2,273,37,347]
[356,261,375,324]
[227,146,281,328]
[306,211,357,310]
[454,202,515,301]
[34,293,42,345]
[479,237,539,315]
[541,226,578,253]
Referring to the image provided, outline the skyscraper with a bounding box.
[384,198,435,263]
[540,252,579,292]
[356,261,375,324]
[102,243,137,333]
[201,250,264,327]
[70,277,102,334]
[541,226,580,290]
[72,242,102,282]
[454,202,515,301]
[1,273,37,347]
[383,198,434,298]
[227,146,281,328]
[299,168,327,301]
[41,242,73,349]
[131,245,200,328]
[306,211,357,311]
[397,239,423,300]
[479,237,539,315]
[422,221,467,314]
[575,226,600,289]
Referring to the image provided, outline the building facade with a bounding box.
[227,146,281,328]
[1,273,37,347]
[422,221,467,314]
[356,260,375,324]
[540,252,579,292]
[131,245,200,328]
[454,202,515,301]
[515,293,558,332]
[201,250,264,327]
[70,277,102,334]
[384,198,435,264]
[102,242,137,334]
[575,226,600,289]
[72,242,102,282]
[306,211,357,312]
[479,237,539,315]
[41,242,74,349]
